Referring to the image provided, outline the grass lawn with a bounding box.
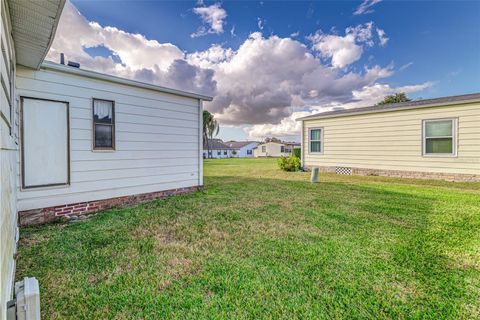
[16,158,480,319]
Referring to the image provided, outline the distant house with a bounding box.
[225,141,259,157]
[253,141,300,157]
[298,93,480,181]
[203,139,234,158]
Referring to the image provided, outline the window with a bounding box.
[423,119,457,156]
[280,146,285,153]
[262,146,266,152]
[309,128,323,153]
[224,150,227,155]
[217,151,221,155]
[93,99,115,150]
[247,149,252,155]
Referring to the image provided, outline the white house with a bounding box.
[253,141,300,157]
[225,141,259,157]
[203,139,235,158]
[0,1,212,318]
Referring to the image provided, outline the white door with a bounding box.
[21,97,69,188]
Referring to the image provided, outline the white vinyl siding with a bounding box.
[16,65,202,211]
[303,103,480,175]
[1,2,18,319]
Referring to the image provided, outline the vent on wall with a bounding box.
[335,167,352,175]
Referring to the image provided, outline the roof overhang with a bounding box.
[41,61,214,101]
[297,93,480,121]
[8,0,65,69]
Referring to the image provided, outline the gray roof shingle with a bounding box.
[297,93,480,121]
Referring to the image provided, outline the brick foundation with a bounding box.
[18,186,201,226]
[307,166,480,182]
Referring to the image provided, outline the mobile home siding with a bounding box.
[302,102,480,176]
[16,65,202,211]
[0,1,17,318]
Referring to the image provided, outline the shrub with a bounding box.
[293,147,301,158]
[278,155,301,172]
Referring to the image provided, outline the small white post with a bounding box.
[311,167,319,183]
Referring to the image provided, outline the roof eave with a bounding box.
[9,0,66,69]
[40,61,214,101]
[296,95,480,121]
[33,0,66,70]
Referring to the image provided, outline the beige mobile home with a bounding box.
[1,1,212,317]
[298,94,480,181]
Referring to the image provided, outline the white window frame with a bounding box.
[422,118,458,157]
[308,127,324,155]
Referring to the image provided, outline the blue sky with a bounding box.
[51,0,480,141]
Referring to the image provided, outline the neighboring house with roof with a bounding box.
[225,141,259,157]
[203,139,234,158]
[297,93,480,181]
[1,1,212,316]
[253,141,300,157]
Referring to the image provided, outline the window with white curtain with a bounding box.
[309,128,323,154]
[93,99,115,150]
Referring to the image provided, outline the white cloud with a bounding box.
[376,27,389,46]
[346,22,375,46]
[308,33,362,68]
[188,32,394,125]
[257,17,265,30]
[245,81,434,139]
[230,25,236,37]
[353,0,382,15]
[308,22,378,68]
[191,3,227,37]
[290,31,300,38]
[47,1,216,96]
[399,61,414,71]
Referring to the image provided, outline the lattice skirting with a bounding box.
[335,167,352,175]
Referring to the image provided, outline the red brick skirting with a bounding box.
[307,166,480,182]
[18,186,201,226]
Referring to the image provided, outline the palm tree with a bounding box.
[203,110,219,158]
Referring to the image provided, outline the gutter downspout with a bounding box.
[301,120,305,168]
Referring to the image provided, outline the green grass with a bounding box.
[16,158,480,319]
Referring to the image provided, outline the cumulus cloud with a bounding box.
[47,1,216,96]
[188,32,395,125]
[49,2,432,141]
[245,81,434,139]
[308,22,385,68]
[353,0,382,15]
[191,3,227,37]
